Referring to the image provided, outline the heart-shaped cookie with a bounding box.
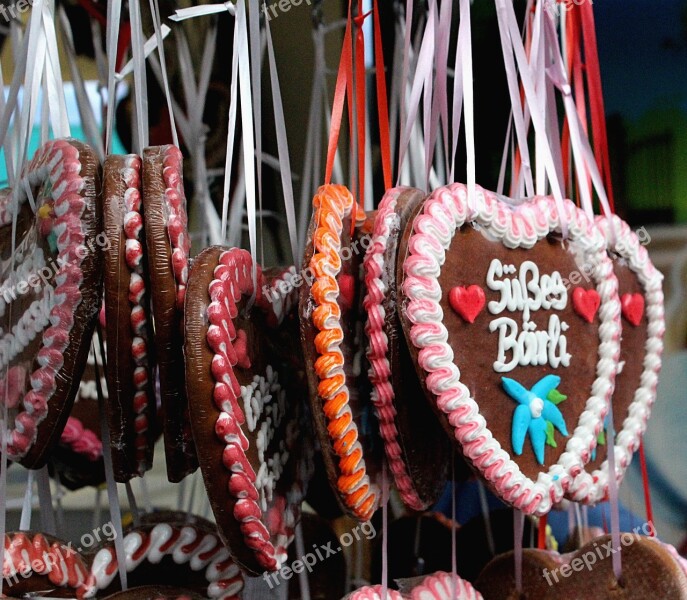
[103,154,158,481]
[0,139,103,467]
[142,145,196,482]
[565,214,664,503]
[475,534,687,599]
[398,183,621,515]
[363,186,450,511]
[3,530,91,597]
[184,247,313,574]
[345,585,403,600]
[300,184,383,521]
[406,571,484,599]
[80,518,244,599]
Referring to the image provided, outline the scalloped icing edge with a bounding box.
[363,186,427,511]
[566,213,664,503]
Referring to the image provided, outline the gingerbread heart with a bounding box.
[566,214,664,503]
[398,183,621,515]
[363,187,450,511]
[406,571,484,599]
[299,185,383,521]
[184,247,313,574]
[142,145,196,482]
[0,139,103,467]
[475,534,687,599]
[80,519,244,599]
[103,154,158,481]
[49,332,105,490]
[345,586,403,600]
[2,531,91,597]
[103,586,206,600]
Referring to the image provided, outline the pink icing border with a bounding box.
[410,571,483,600]
[566,214,665,503]
[401,183,621,516]
[206,249,302,572]
[59,416,102,461]
[161,145,190,312]
[347,585,403,600]
[363,187,426,510]
[119,155,154,475]
[0,140,93,459]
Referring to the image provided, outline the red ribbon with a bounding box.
[373,0,392,191]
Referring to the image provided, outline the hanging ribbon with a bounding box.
[513,510,524,593]
[128,0,149,153]
[265,14,298,264]
[105,0,124,153]
[372,0,392,191]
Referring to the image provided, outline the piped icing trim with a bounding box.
[120,156,153,476]
[59,416,102,461]
[346,585,403,600]
[206,249,301,571]
[401,183,621,515]
[307,184,378,520]
[80,523,244,600]
[362,187,425,511]
[3,532,90,590]
[161,145,190,311]
[566,214,664,503]
[0,140,92,459]
[409,572,483,600]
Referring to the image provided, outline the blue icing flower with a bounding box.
[503,374,569,465]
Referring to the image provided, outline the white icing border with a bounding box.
[400,183,621,515]
[566,214,664,503]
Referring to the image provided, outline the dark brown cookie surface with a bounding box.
[142,145,196,482]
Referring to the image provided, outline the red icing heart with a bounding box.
[572,287,600,323]
[449,285,486,323]
[621,292,645,326]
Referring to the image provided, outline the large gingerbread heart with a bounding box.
[103,154,158,481]
[398,183,621,515]
[142,145,196,482]
[299,184,383,521]
[475,534,687,598]
[80,518,244,599]
[0,139,102,467]
[2,530,91,597]
[566,214,664,503]
[406,571,484,599]
[184,247,313,574]
[363,187,450,510]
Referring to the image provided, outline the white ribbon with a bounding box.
[116,25,172,80]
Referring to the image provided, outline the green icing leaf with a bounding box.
[597,428,606,446]
[547,389,567,405]
[545,421,557,448]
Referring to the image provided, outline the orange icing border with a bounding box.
[308,184,377,520]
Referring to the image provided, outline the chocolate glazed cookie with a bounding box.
[299,185,383,521]
[0,139,102,468]
[142,145,196,482]
[184,247,312,574]
[103,154,157,481]
[363,187,450,511]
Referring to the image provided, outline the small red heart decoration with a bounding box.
[572,287,601,323]
[449,285,486,323]
[621,292,645,326]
